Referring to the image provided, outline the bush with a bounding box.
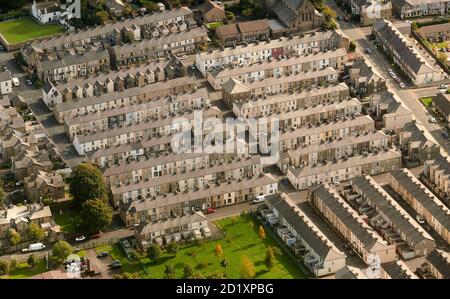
[0,260,9,275]
[195,261,208,270]
[225,11,235,21]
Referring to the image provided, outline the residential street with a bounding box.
[326,0,450,156]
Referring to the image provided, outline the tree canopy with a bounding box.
[80,198,113,233]
[52,241,73,261]
[28,223,45,242]
[69,163,108,206]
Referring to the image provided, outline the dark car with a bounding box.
[90,232,101,239]
[442,131,449,139]
[109,261,122,269]
[97,251,109,258]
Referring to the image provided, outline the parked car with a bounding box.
[206,208,216,214]
[416,215,425,224]
[97,252,109,258]
[442,131,449,139]
[429,117,437,123]
[109,261,122,269]
[121,240,131,248]
[253,195,266,204]
[12,77,19,87]
[75,236,86,242]
[0,45,4,51]
[399,82,406,88]
[26,79,33,86]
[2,66,8,72]
[365,48,372,54]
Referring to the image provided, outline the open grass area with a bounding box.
[53,209,81,233]
[140,214,305,279]
[6,259,47,279]
[0,18,63,44]
[420,97,433,108]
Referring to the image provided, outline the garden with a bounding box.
[0,18,63,45]
[138,214,306,279]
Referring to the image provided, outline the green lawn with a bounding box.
[420,97,433,107]
[7,260,48,279]
[140,215,306,279]
[53,209,82,233]
[206,22,224,30]
[0,18,63,44]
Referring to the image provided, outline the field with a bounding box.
[0,18,63,44]
[139,214,306,279]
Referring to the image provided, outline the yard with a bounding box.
[206,22,224,30]
[53,208,82,233]
[139,214,306,279]
[420,97,433,108]
[0,18,63,45]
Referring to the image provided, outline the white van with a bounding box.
[12,77,19,87]
[253,195,266,204]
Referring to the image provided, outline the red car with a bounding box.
[206,208,216,214]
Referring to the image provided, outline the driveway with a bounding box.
[85,249,115,278]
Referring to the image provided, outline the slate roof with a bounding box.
[426,249,450,279]
[265,193,345,261]
[433,92,450,116]
[136,211,207,235]
[389,169,450,233]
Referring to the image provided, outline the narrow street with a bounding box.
[326,0,450,156]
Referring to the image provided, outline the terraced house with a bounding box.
[232,83,350,118]
[24,7,196,55]
[206,48,348,90]
[345,176,436,258]
[41,62,170,110]
[392,0,450,19]
[308,184,398,264]
[119,173,278,226]
[71,106,224,155]
[53,77,199,123]
[110,27,208,69]
[64,88,210,139]
[221,67,339,106]
[264,193,346,277]
[373,19,443,86]
[36,49,110,82]
[287,149,401,189]
[109,155,262,207]
[423,153,450,201]
[388,169,450,245]
[195,30,349,75]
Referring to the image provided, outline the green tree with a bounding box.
[215,244,223,257]
[240,256,255,279]
[69,163,107,206]
[147,243,162,261]
[7,228,20,246]
[258,226,266,240]
[27,254,37,268]
[0,260,9,275]
[264,247,276,270]
[164,264,176,279]
[95,11,109,25]
[322,6,337,20]
[349,41,356,52]
[207,271,226,279]
[123,5,133,17]
[28,223,45,242]
[80,198,113,233]
[52,241,73,261]
[9,259,17,271]
[0,186,5,208]
[167,243,180,257]
[191,272,205,279]
[438,52,448,64]
[183,264,194,278]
